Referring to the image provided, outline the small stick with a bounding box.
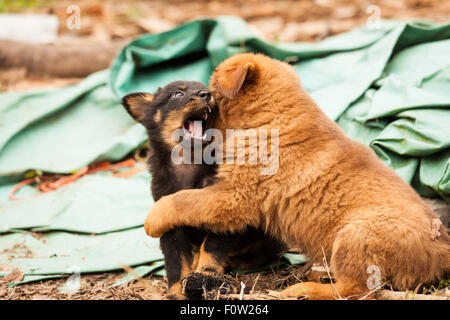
[239,281,246,300]
[321,247,343,300]
[249,274,260,295]
[222,293,279,300]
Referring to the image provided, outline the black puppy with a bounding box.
[122,81,284,299]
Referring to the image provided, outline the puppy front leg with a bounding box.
[144,185,259,238]
[160,227,205,300]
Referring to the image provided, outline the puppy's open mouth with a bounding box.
[183,105,213,141]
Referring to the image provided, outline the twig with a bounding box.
[222,293,279,300]
[297,260,314,276]
[356,282,386,300]
[321,247,343,300]
[214,282,227,300]
[413,282,423,295]
[250,274,260,295]
[202,284,207,300]
[239,281,246,300]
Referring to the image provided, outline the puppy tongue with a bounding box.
[189,120,203,139]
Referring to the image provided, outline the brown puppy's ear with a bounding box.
[215,62,255,99]
[121,93,154,123]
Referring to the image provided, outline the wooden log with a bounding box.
[0,40,125,78]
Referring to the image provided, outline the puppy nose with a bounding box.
[197,90,211,102]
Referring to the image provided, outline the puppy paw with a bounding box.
[279,282,315,299]
[183,271,235,300]
[166,293,184,300]
[144,198,175,238]
[166,283,185,300]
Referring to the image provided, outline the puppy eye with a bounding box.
[172,91,184,98]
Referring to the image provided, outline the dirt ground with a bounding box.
[0,0,449,300]
[0,263,311,300]
[1,258,449,300]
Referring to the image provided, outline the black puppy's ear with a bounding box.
[121,93,154,123]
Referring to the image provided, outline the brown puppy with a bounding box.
[143,53,450,299]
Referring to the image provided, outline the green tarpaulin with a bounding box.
[0,16,449,286]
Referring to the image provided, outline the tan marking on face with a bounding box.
[161,110,186,148]
[154,109,162,123]
[160,100,207,147]
[183,99,207,111]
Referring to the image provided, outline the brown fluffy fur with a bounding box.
[144,53,450,299]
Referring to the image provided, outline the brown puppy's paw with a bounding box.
[278,281,366,300]
[279,282,317,299]
[144,198,175,238]
[183,270,235,300]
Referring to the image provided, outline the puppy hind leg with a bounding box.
[195,241,225,274]
[277,221,378,300]
[184,233,243,300]
[226,231,285,271]
[330,214,450,292]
